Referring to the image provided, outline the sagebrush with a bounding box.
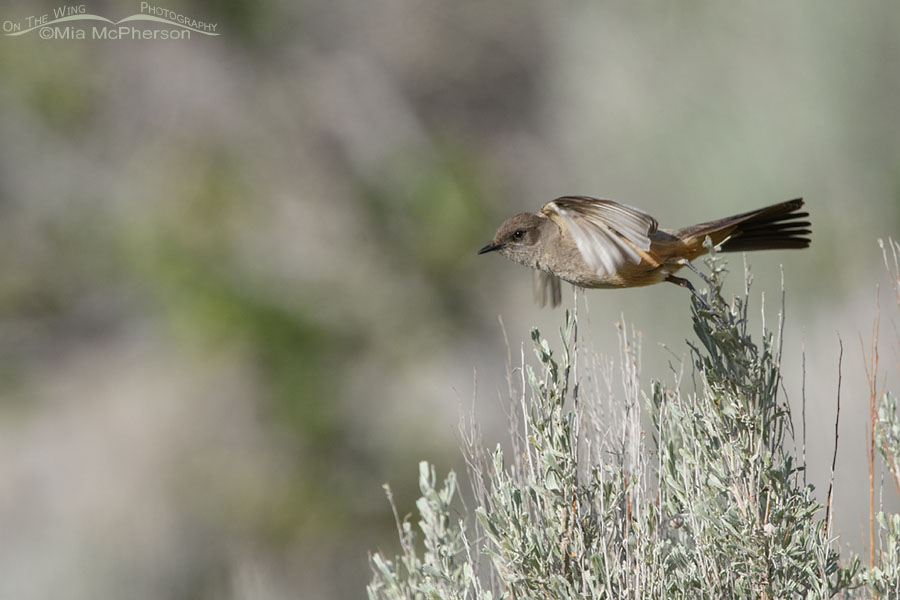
[369,242,900,599]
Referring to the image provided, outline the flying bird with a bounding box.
[477,197,810,306]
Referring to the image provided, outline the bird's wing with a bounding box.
[534,271,562,307]
[541,197,658,277]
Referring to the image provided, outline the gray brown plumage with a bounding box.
[477,197,810,306]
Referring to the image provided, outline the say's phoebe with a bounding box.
[477,197,810,306]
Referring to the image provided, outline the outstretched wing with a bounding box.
[541,197,657,277]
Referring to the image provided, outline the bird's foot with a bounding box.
[676,259,715,288]
[665,273,712,311]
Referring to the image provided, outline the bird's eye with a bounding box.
[512,230,525,240]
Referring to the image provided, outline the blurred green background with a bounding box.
[1,1,899,598]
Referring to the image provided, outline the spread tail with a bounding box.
[678,198,811,256]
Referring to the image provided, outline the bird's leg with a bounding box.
[665,273,712,310]
[665,274,695,292]
[677,258,714,288]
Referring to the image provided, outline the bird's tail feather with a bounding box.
[678,198,811,255]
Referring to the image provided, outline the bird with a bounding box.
[477,196,810,307]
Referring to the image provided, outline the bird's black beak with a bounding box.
[477,241,503,255]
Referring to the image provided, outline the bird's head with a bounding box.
[477,213,548,267]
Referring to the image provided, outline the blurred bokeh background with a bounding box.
[2,1,900,598]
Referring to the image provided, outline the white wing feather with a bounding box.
[544,197,657,277]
